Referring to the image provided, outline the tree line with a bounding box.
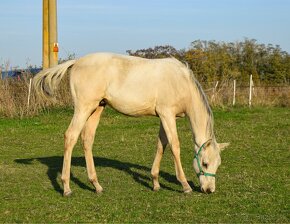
[127,39,290,85]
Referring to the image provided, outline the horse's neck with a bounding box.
[187,86,214,147]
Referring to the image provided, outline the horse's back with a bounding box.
[70,53,192,116]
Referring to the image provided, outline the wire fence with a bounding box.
[202,80,290,107]
[0,75,289,118]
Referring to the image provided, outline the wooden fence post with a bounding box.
[27,78,32,109]
[211,81,219,103]
[233,79,236,106]
[249,75,253,107]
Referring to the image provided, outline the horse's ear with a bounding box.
[218,142,230,151]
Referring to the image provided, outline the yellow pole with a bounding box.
[42,0,49,69]
[49,0,58,67]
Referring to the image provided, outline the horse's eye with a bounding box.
[202,162,208,169]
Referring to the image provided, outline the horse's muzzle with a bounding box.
[201,186,215,194]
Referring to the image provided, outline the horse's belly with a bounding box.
[108,98,156,116]
[105,90,157,116]
[104,70,161,116]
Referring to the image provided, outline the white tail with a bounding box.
[33,60,76,100]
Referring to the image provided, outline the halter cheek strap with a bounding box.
[194,140,216,178]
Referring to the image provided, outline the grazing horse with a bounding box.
[33,52,229,196]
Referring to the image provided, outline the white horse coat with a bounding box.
[33,52,229,196]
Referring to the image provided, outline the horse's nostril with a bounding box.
[206,188,213,194]
[201,187,214,194]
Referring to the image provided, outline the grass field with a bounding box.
[0,107,289,223]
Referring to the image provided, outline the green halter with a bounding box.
[194,140,216,178]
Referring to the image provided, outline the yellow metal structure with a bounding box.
[42,0,58,69]
[42,0,49,69]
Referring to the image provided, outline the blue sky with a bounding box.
[1,0,290,68]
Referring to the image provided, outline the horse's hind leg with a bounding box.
[61,106,95,196]
[151,122,167,191]
[81,106,104,193]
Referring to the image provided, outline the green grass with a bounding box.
[0,107,289,223]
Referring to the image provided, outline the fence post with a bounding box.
[249,75,253,107]
[233,79,236,106]
[27,78,32,109]
[211,81,219,102]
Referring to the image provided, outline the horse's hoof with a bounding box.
[184,188,192,194]
[96,186,103,194]
[153,186,160,191]
[63,190,73,197]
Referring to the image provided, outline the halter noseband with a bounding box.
[194,140,216,178]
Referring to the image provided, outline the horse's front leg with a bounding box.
[151,122,167,191]
[159,113,192,193]
[81,106,104,193]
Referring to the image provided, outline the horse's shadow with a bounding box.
[15,156,199,194]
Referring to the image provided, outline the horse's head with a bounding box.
[193,139,229,193]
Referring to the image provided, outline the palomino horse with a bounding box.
[33,53,229,196]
